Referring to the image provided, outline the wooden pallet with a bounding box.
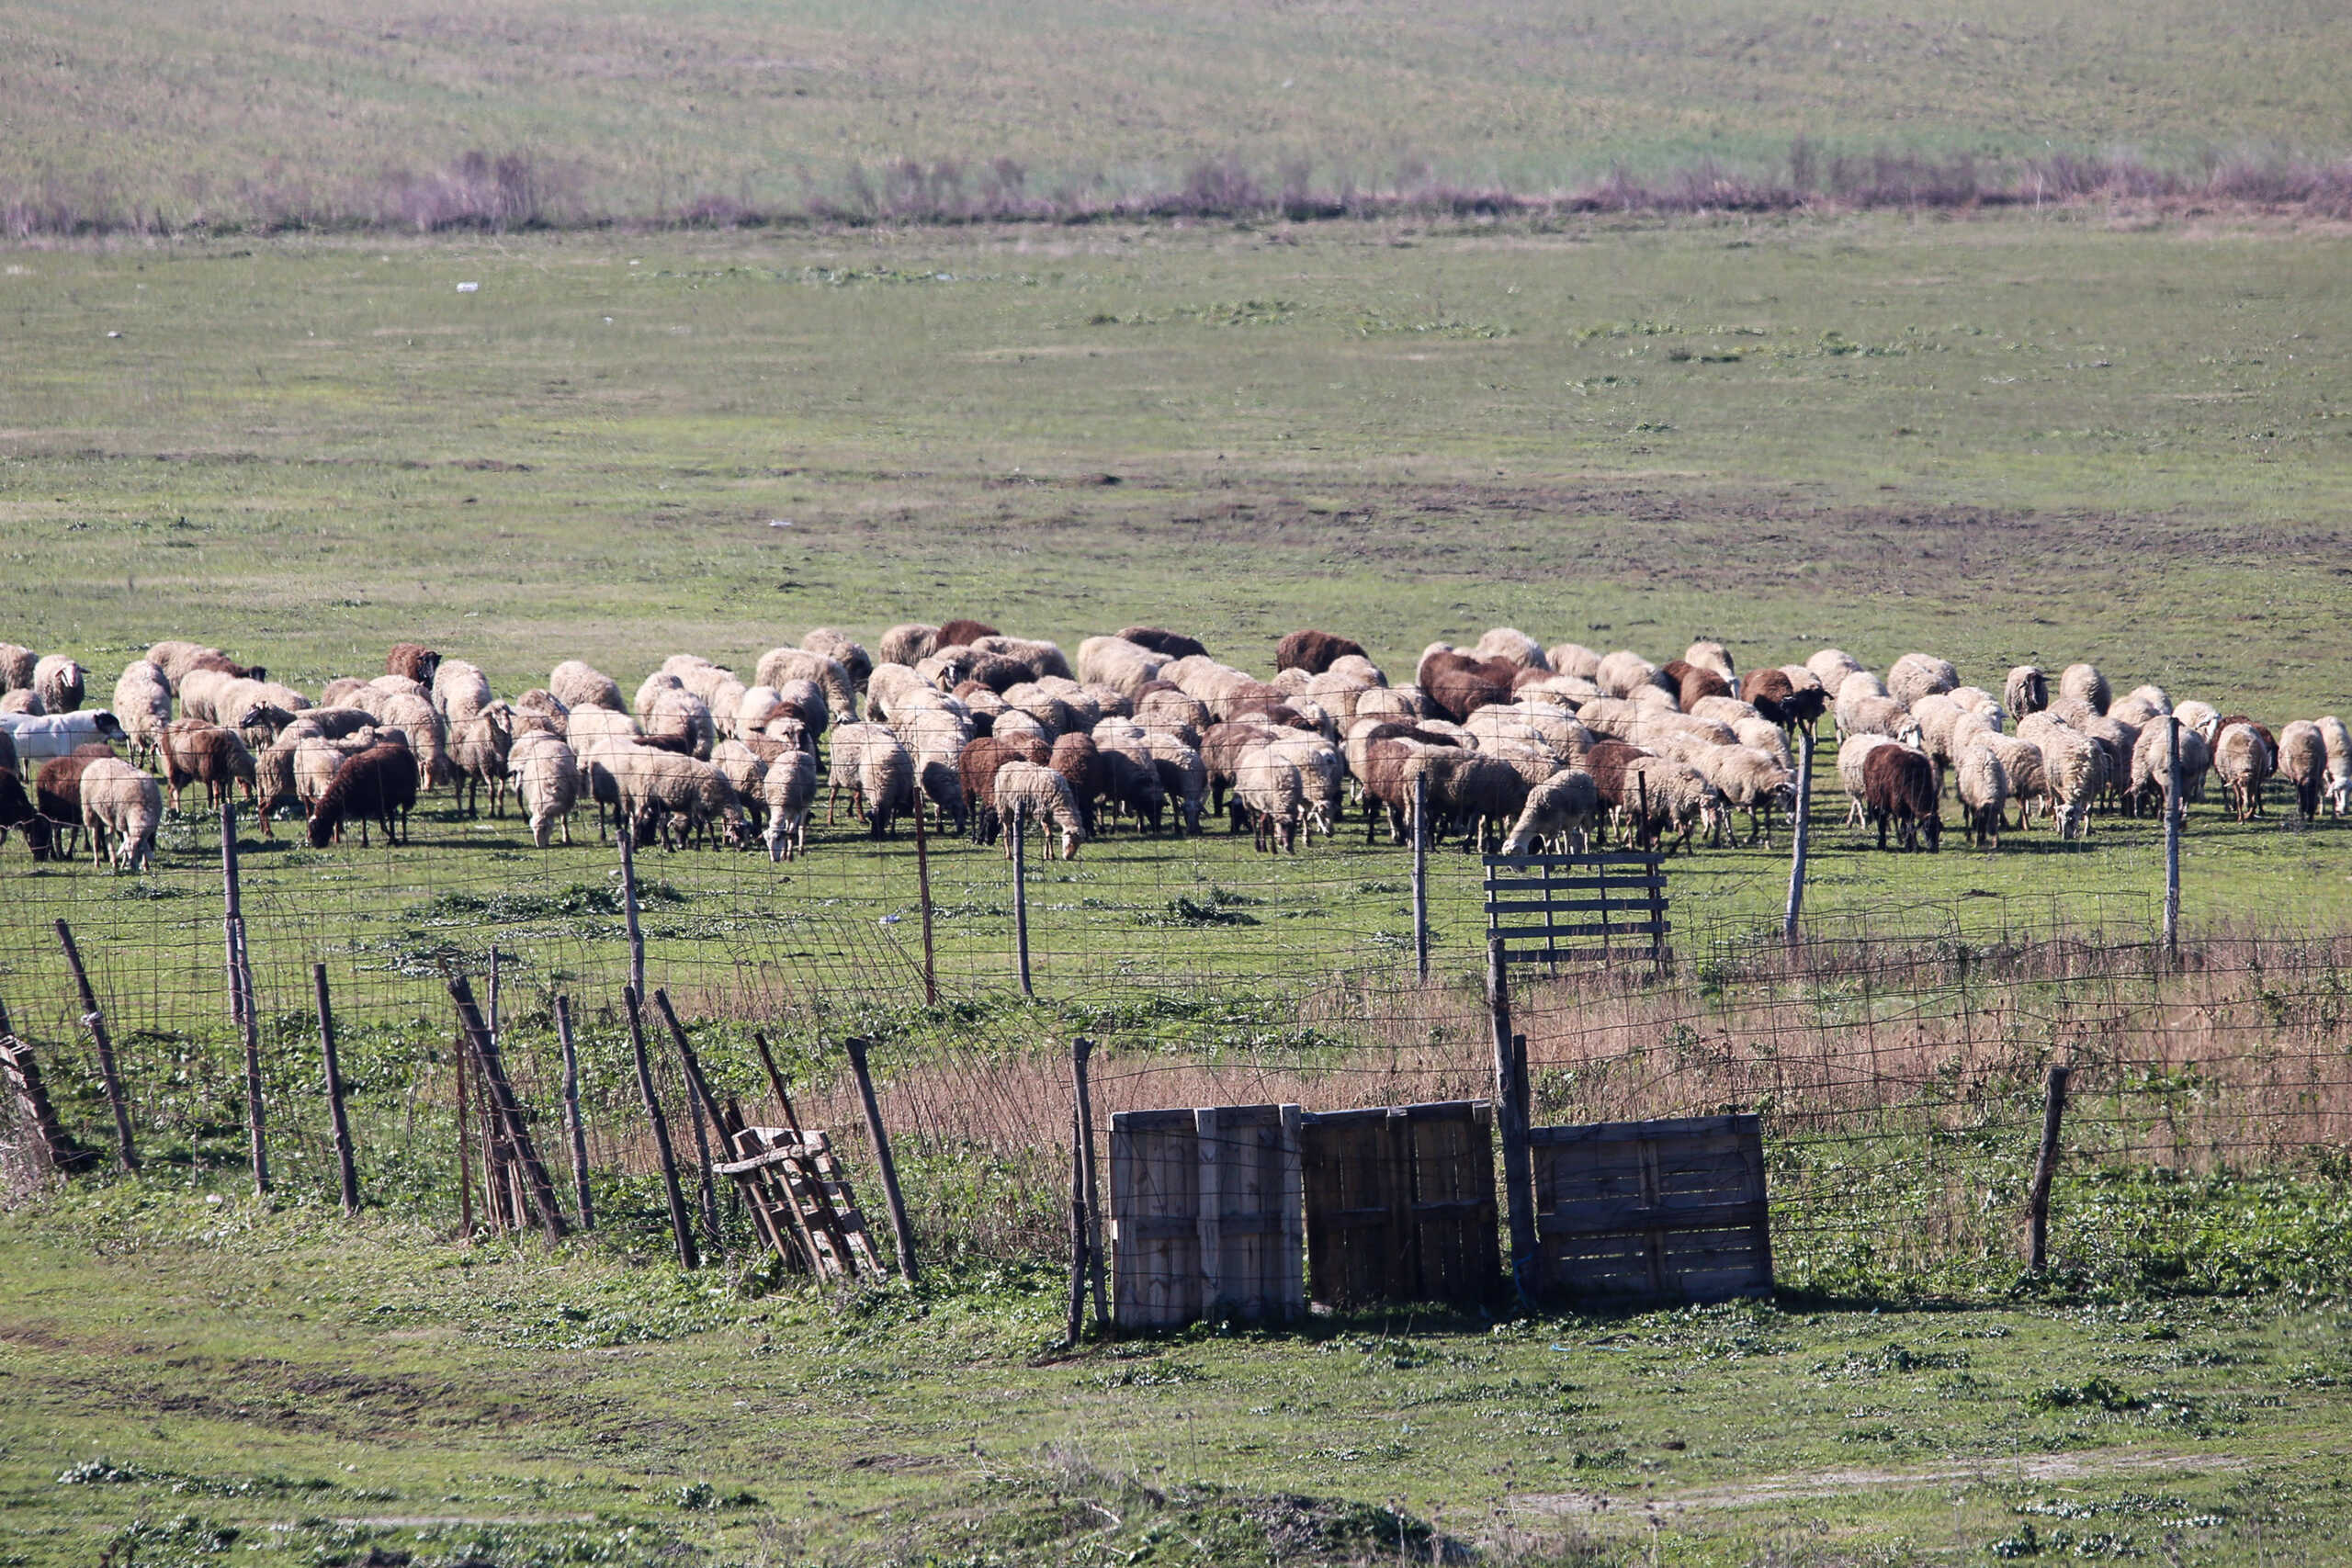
[1109,1105,1304,1328]
[1484,851,1669,968]
[1299,1101,1498,1311]
[1527,1113,1771,1304]
[714,1126,887,1281]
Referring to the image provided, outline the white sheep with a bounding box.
[1806,649,1866,691]
[2018,713,2104,839]
[1838,734,1904,827]
[2127,719,2211,819]
[1682,640,1736,682]
[1688,743,1795,845]
[33,655,85,713]
[550,660,626,713]
[1499,768,1600,853]
[755,647,855,724]
[1953,743,2008,848]
[878,623,941,670]
[78,758,162,872]
[0,643,34,694]
[1546,643,1602,681]
[1887,653,1958,708]
[1233,746,1306,852]
[2320,716,2352,818]
[826,721,915,837]
[2213,723,2274,821]
[2059,662,2110,715]
[432,660,492,726]
[994,760,1086,860]
[1472,627,1547,671]
[508,732,581,848]
[110,660,173,764]
[762,750,819,861]
[1595,649,1667,699]
[2278,720,2325,819]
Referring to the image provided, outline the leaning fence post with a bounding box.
[1783,734,1813,944]
[843,1036,919,1285]
[624,985,697,1269]
[53,919,138,1171]
[1066,1101,1090,1348]
[554,995,593,1230]
[649,989,726,1259]
[2164,716,2182,965]
[1071,1035,1107,1326]
[913,799,939,1006]
[448,974,569,1237]
[616,825,646,1009]
[313,964,359,1215]
[2027,1064,2072,1271]
[1012,801,1033,998]
[1487,938,1537,1305]
[1411,772,1430,983]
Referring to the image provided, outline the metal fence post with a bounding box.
[2164,716,2182,965]
[1411,772,1430,982]
[1013,801,1033,998]
[1783,734,1813,944]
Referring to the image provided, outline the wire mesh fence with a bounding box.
[3,797,2347,1305]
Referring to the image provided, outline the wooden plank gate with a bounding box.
[1109,1105,1304,1328]
[1527,1113,1771,1304]
[1299,1101,1500,1311]
[1484,851,1669,969]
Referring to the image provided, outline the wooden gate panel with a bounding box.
[1111,1104,1302,1328]
[1110,1109,1203,1329]
[1300,1108,1413,1310]
[1529,1113,1770,1304]
[1406,1101,1500,1308]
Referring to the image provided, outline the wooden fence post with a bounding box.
[1411,772,1430,983]
[625,985,698,1270]
[752,1032,800,1133]
[1066,1101,1090,1348]
[1487,938,1537,1304]
[448,975,569,1237]
[53,919,137,1170]
[616,825,645,1010]
[313,964,358,1215]
[0,996,94,1174]
[453,1040,476,1237]
[554,995,593,1230]
[1072,1036,1107,1326]
[843,1036,919,1284]
[1012,802,1033,998]
[220,800,246,1032]
[913,799,938,1006]
[648,989,726,1258]
[2027,1064,2072,1271]
[1783,733,1813,944]
[2164,716,2182,965]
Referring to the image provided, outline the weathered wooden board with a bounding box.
[1299,1100,1499,1311]
[1527,1113,1771,1304]
[1111,1105,1303,1328]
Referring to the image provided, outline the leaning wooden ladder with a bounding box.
[713,1122,888,1281]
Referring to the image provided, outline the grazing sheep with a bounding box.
[0,765,49,857]
[1683,640,1736,682]
[34,747,116,861]
[1,689,46,715]
[0,644,35,694]
[430,660,492,727]
[2018,715,2105,839]
[1421,748,1532,852]
[1077,636,1171,698]
[1839,692,1922,747]
[2320,716,2352,818]
[1689,743,1795,846]
[1595,649,1668,700]
[1142,731,1206,834]
[956,734,1040,843]
[449,705,515,816]
[1673,664,1730,713]
[1838,734,1904,828]
[2004,666,2049,720]
[2173,701,2222,746]
[1547,643,1603,681]
[506,732,581,848]
[110,661,173,763]
[2059,662,2111,716]
[1048,732,1106,832]
[1617,757,1723,855]
[632,749,752,849]
[799,629,871,691]
[1860,744,1941,852]
[1473,628,1548,671]
[550,660,626,713]
[938,618,1000,649]
[76,759,162,872]
[826,722,916,838]
[879,623,941,669]
[158,720,257,814]
[1973,732,2048,829]
[1267,732,1344,838]
[374,692,449,790]
[2278,720,2325,819]
[1427,665,1509,723]
[514,688,570,737]
[1094,730,1170,832]
[1805,649,1866,692]
[1275,629,1368,675]
[744,748,814,861]
[1887,654,1959,709]
[33,656,85,713]
[307,744,418,848]
[2212,723,2275,822]
[1115,626,1210,660]
[146,643,264,683]
[1499,768,1600,853]
[1232,746,1306,852]
[755,648,856,725]
[644,687,718,759]
[1954,743,2008,848]
[1738,668,1796,728]
[708,737,770,823]
[2126,719,2211,819]
[994,761,1085,860]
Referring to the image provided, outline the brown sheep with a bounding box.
[1117,626,1210,660]
[1048,733,1106,833]
[1275,629,1368,675]
[956,733,1047,844]
[307,744,419,848]
[1862,745,1942,852]
[1427,668,1509,723]
[1738,668,1795,728]
[35,745,117,861]
[386,643,442,685]
[1677,665,1731,713]
[937,618,1000,648]
[158,719,258,815]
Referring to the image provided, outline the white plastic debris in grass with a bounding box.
[456,281,480,293]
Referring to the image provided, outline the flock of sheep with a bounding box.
[0,622,2344,877]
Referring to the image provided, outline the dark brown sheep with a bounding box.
[1862,745,1941,852]
[1428,668,1509,723]
[0,765,51,858]
[35,745,117,861]
[1420,748,1530,852]
[186,651,267,681]
[1274,629,1367,675]
[1116,626,1209,660]
[386,642,442,684]
[937,618,1000,649]
[1360,738,1426,844]
[1101,748,1168,832]
[961,651,1031,694]
[1677,665,1731,712]
[1739,669,1796,728]
[307,744,419,848]
[956,734,1046,843]
[158,719,256,814]
[1048,733,1106,832]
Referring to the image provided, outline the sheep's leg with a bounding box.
[827,783,839,824]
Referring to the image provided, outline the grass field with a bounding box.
[6,64,2352,1563]
[6,0,2352,230]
